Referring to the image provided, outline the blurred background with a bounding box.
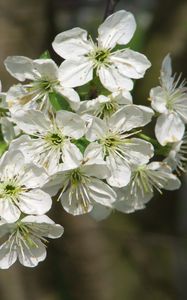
[0,0,187,299]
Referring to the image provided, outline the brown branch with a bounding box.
[103,0,120,20]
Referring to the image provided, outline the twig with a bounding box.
[103,0,120,20]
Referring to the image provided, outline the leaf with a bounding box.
[49,92,72,111]
[39,50,51,59]
[0,141,7,156]
[72,138,90,154]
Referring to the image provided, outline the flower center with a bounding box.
[69,169,85,186]
[0,181,21,198]
[94,49,109,63]
[29,79,59,94]
[4,184,17,195]
[101,133,122,156]
[45,132,65,146]
[88,47,111,69]
[95,98,119,118]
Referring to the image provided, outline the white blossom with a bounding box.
[77,90,132,122]
[0,80,20,143]
[0,215,64,269]
[86,105,154,187]
[164,133,187,173]
[44,143,116,216]
[0,150,51,223]
[114,161,181,213]
[10,109,85,175]
[4,57,80,112]
[150,54,187,145]
[52,10,151,91]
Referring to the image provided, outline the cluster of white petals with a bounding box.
[0,10,186,269]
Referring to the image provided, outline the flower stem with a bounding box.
[103,0,120,20]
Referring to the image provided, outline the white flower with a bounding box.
[0,215,64,269]
[164,133,187,173]
[150,54,187,145]
[4,57,80,112]
[0,150,51,223]
[0,117,21,144]
[0,80,20,143]
[86,105,154,187]
[114,161,181,213]
[77,90,132,122]
[10,109,85,175]
[52,10,151,91]
[44,143,116,216]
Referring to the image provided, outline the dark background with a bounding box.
[0,1,187,299]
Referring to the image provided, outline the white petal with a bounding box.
[155,112,185,145]
[174,98,187,123]
[0,200,20,223]
[82,164,110,179]
[12,109,51,135]
[56,110,85,138]
[61,142,82,170]
[58,58,93,87]
[6,84,33,113]
[0,242,17,269]
[61,189,93,215]
[87,178,116,206]
[99,65,133,92]
[86,117,107,141]
[109,105,154,132]
[0,117,16,143]
[90,203,112,221]
[160,54,172,86]
[52,27,93,59]
[111,49,151,79]
[18,238,46,267]
[112,90,132,104]
[33,59,59,80]
[106,155,131,187]
[20,164,49,188]
[148,162,181,191]
[98,10,136,48]
[4,56,35,81]
[115,187,153,213]
[19,189,52,215]
[55,86,80,111]
[83,142,104,164]
[0,150,25,177]
[22,215,64,238]
[124,138,154,165]
[150,86,168,113]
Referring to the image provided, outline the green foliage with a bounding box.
[72,137,90,154]
[49,92,72,111]
[0,141,7,156]
[39,50,51,59]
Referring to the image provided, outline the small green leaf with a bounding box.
[0,141,8,156]
[72,138,90,154]
[49,92,71,111]
[39,50,51,59]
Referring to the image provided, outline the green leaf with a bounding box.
[72,138,90,154]
[49,92,72,111]
[39,50,51,59]
[0,141,7,156]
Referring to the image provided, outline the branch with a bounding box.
[103,0,120,20]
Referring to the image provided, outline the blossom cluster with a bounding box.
[0,10,186,269]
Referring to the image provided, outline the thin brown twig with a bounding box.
[103,0,120,20]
